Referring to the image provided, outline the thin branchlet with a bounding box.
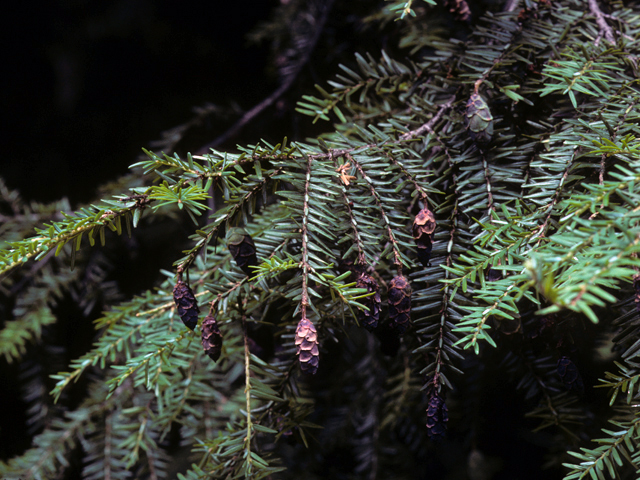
[331,152,366,264]
[425,147,461,395]
[482,153,495,220]
[384,152,430,204]
[300,155,312,311]
[349,153,404,275]
[177,168,283,277]
[241,307,253,473]
[588,0,615,45]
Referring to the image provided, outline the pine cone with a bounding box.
[295,315,319,375]
[465,93,494,144]
[413,208,436,267]
[356,273,381,331]
[388,275,412,335]
[173,280,199,330]
[634,273,640,311]
[557,356,584,394]
[201,314,223,362]
[227,227,258,276]
[426,393,449,441]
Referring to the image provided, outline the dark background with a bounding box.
[3,0,280,205]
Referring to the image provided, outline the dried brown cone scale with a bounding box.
[388,275,412,335]
[295,315,319,375]
[356,273,381,331]
[172,280,199,330]
[413,208,436,267]
[201,314,223,362]
[227,227,258,276]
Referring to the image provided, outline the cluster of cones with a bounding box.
[173,279,223,362]
[172,207,436,370]
[172,206,446,434]
[171,228,259,364]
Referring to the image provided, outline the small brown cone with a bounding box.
[227,227,258,276]
[413,208,436,267]
[201,314,223,362]
[173,280,199,330]
[295,315,319,375]
[356,273,381,331]
[465,93,494,144]
[388,275,412,335]
[426,393,449,441]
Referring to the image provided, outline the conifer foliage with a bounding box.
[4,0,640,478]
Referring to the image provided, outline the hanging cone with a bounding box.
[413,208,436,267]
[201,314,223,362]
[173,280,199,330]
[557,356,584,394]
[388,275,412,335]
[426,393,449,441]
[356,273,381,331]
[295,314,319,375]
[465,93,494,144]
[227,227,258,276]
